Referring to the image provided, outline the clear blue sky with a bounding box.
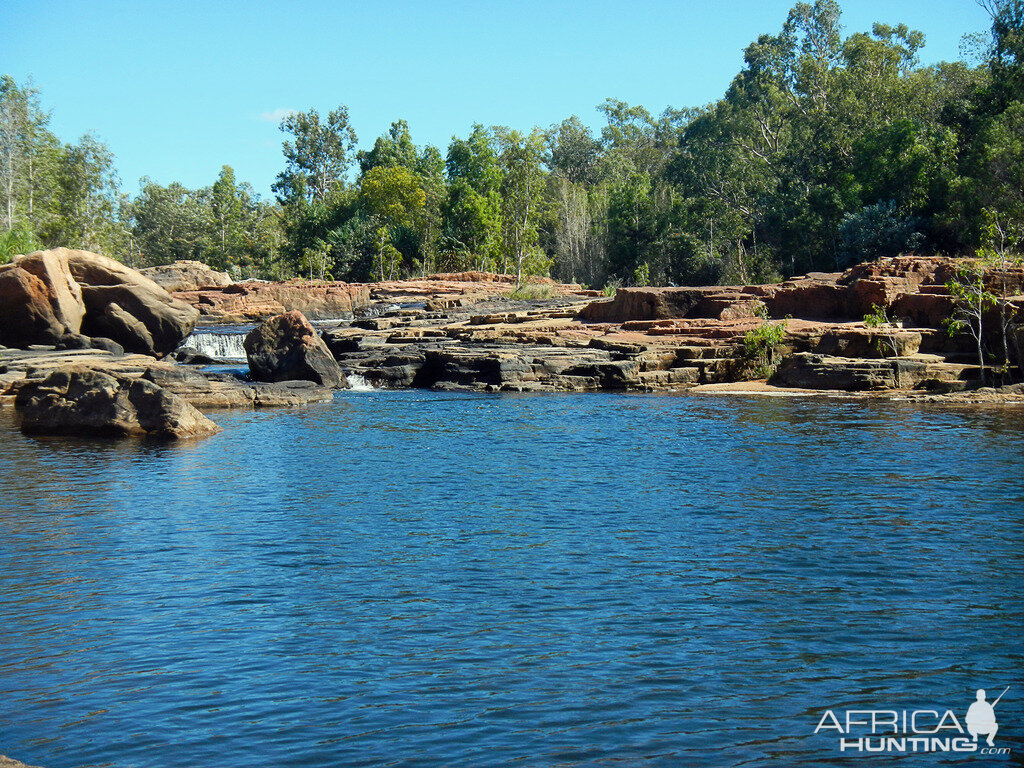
[3,0,992,199]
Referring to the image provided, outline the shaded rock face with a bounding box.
[14,366,221,439]
[55,249,199,356]
[140,260,232,292]
[0,250,87,346]
[244,310,347,388]
[0,265,68,346]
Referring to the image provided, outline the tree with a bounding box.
[495,128,547,283]
[273,106,358,205]
[359,165,425,280]
[52,132,123,253]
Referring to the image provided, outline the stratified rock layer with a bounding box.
[140,260,232,292]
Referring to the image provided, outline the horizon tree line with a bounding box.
[1,0,1022,285]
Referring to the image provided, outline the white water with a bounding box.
[184,331,248,361]
[346,374,374,391]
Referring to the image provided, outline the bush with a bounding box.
[838,201,924,266]
[742,319,788,378]
[0,224,41,264]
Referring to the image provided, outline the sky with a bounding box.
[3,0,993,199]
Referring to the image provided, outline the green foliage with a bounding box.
[0,222,40,263]
[838,201,924,265]
[742,318,788,378]
[3,0,1023,283]
[506,282,554,300]
[945,261,998,382]
[632,260,651,287]
[863,302,902,357]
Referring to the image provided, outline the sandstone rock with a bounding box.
[174,281,372,322]
[140,260,232,292]
[766,274,853,319]
[86,301,157,355]
[59,249,199,356]
[244,310,346,388]
[0,265,66,346]
[14,250,86,333]
[142,366,333,408]
[580,287,718,322]
[15,366,221,439]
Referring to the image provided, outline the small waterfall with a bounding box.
[346,374,374,391]
[183,331,248,361]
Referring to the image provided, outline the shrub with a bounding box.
[742,318,788,378]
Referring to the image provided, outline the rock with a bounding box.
[173,346,218,365]
[87,336,126,355]
[244,310,347,388]
[174,281,372,322]
[140,260,232,291]
[57,249,199,357]
[88,301,157,355]
[766,273,854,319]
[14,366,221,439]
[14,250,86,333]
[580,287,717,322]
[1,755,47,768]
[54,332,93,350]
[53,332,126,356]
[0,265,67,346]
[141,366,333,408]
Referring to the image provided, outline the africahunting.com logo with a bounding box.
[814,687,1010,756]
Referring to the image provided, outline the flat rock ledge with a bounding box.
[0,347,332,411]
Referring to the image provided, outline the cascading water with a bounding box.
[346,374,374,391]
[182,329,249,361]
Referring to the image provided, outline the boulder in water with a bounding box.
[14,366,221,439]
[244,310,347,388]
[56,249,200,357]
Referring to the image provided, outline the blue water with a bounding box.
[1,392,1022,767]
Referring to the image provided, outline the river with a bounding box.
[1,392,1022,766]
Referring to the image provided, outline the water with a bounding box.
[1,393,1022,767]
[184,327,251,362]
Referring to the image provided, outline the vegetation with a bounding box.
[864,303,903,358]
[742,315,789,378]
[1,1,1022,287]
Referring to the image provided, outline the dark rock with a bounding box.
[14,366,221,439]
[173,346,218,365]
[85,300,157,355]
[142,366,333,408]
[54,332,93,350]
[87,336,125,355]
[244,310,347,388]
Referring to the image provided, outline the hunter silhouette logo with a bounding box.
[814,686,1011,756]
[966,687,1007,747]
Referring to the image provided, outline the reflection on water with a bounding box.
[1,394,1023,767]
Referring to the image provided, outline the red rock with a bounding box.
[0,264,67,346]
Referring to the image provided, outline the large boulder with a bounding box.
[14,250,86,333]
[52,249,199,357]
[14,366,221,439]
[244,310,347,388]
[0,264,68,346]
[140,260,232,292]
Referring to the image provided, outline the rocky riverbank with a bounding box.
[1,251,1022,441]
